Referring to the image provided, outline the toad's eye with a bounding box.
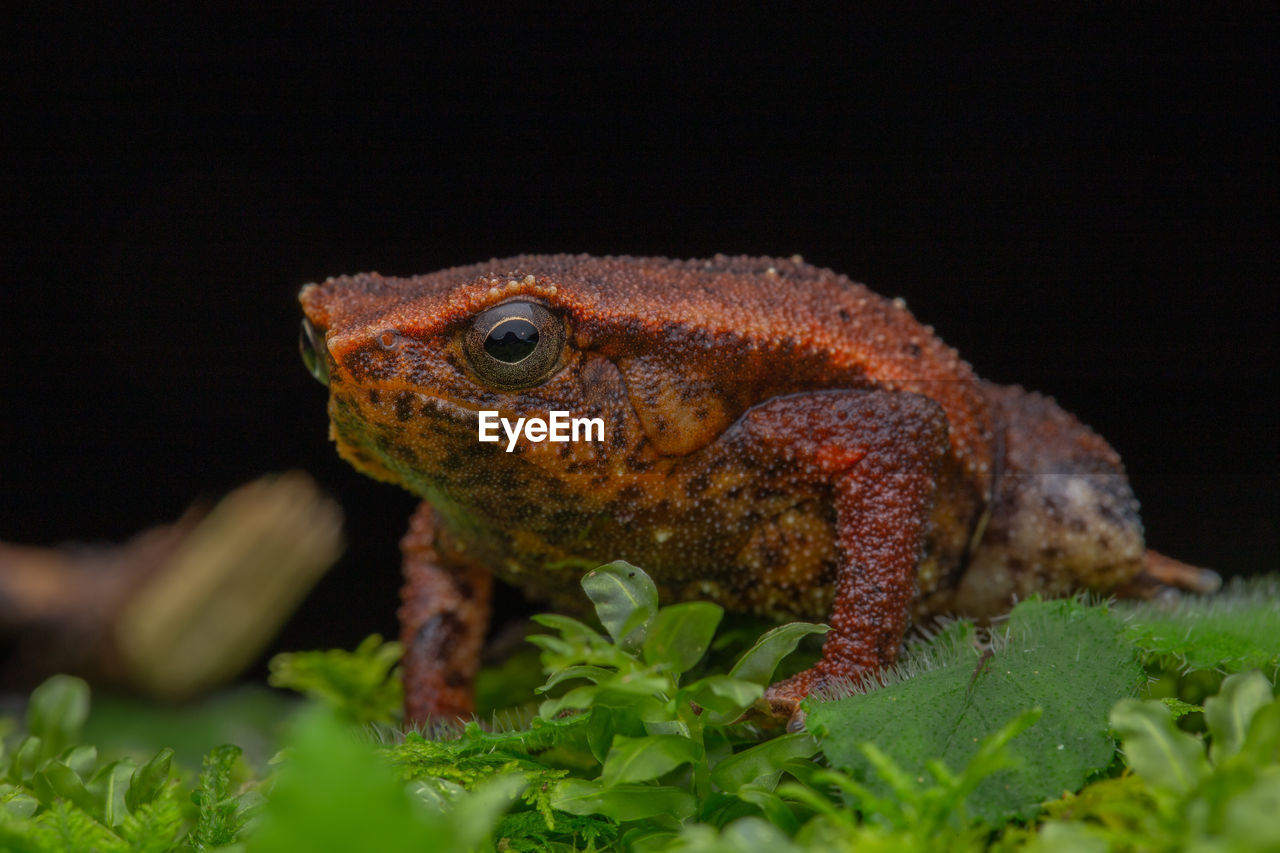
[463,301,565,389]
[299,318,330,386]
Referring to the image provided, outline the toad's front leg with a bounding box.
[399,502,493,724]
[725,390,950,718]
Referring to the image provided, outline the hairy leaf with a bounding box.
[1120,575,1280,674]
[807,597,1143,822]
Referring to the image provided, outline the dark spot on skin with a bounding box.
[838,309,851,322]
[686,472,710,497]
[693,407,708,421]
[618,484,643,502]
[905,343,922,358]
[394,392,415,422]
[455,579,474,599]
[369,390,380,404]
[627,456,655,472]
[679,383,705,402]
[390,442,418,463]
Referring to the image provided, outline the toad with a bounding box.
[298,254,1217,722]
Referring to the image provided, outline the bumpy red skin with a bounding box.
[300,254,1166,723]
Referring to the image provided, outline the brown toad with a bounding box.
[298,254,1216,722]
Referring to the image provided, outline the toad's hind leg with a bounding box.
[399,501,493,725]
[950,382,1218,618]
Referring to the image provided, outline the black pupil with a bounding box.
[484,318,539,363]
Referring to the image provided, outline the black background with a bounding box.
[3,7,1276,661]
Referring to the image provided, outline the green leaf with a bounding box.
[1109,698,1209,794]
[550,778,697,821]
[728,622,828,686]
[247,707,497,853]
[684,676,765,720]
[1120,575,1280,673]
[735,786,800,835]
[601,734,702,786]
[60,744,97,780]
[448,774,526,853]
[538,670,671,718]
[710,733,817,793]
[643,602,723,675]
[1204,670,1275,762]
[126,747,174,813]
[1241,699,1280,764]
[60,742,97,778]
[530,613,608,644]
[9,737,41,785]
[25,675,90,760]
[1221,769,1280,850]
[86,758,136,827]
[582,561,659,649]
[539,665,619,691]
[31,760,98,815]
[268,634,403,725]
[0,784,39,818]
[807,597,1144,823]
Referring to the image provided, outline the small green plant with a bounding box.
[1019,670,1280,851]
[267,633,403,725]
[2,567,1278,851]
[378,561,830,850]
[0,676,190,852]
